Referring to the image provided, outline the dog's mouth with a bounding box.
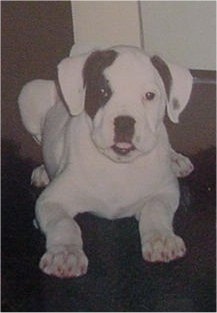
[111,142,136,156]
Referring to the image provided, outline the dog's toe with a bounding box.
[142,233,186,263]
[39,245,88,278]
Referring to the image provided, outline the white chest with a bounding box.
[67,142,173,219]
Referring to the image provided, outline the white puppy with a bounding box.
[18,46,193,278]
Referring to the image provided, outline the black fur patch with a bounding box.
[83,50,118,119]
[151,55,172,101]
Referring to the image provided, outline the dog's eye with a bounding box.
[145,92,155,101]
[97,76,112,107]
[100,88,109,99]
[99,78,112,105]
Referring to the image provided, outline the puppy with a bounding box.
[18,45,193,278]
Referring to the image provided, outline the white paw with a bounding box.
[171,153,194,177]
[39,245,88,278]
[31,165,50,187]
[142,233,186,263]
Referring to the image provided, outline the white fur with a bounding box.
[18,46,193,278]
[18,80,58,143]
[31,165,49,187]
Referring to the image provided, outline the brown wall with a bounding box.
[2,1,74,163]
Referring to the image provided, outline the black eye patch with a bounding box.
[83,50,118,119]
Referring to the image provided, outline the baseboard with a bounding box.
[190,69,216,85]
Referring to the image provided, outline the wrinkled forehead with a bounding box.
[104,51,157,91]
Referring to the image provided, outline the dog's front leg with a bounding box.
[138,189,186,263]
[35,185,88,278]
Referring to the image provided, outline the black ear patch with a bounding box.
[172,97,180,110]
[151,55,172,101]
[83,50,118,119]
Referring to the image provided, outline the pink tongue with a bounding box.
[115,142,133,149]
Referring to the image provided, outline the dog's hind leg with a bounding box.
[170,148,194,177]
[18,79,58,144]
[31,164,50,188]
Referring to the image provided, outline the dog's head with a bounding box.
[58,46,192,163]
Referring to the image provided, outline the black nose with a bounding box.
[114,115,135,131]
[114,115,136,142]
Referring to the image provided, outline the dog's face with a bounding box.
[82,48,167,162]
[58,46,192,163]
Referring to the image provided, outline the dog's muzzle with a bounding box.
[112,115,136,156]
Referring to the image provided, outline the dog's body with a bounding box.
[18,46,193,278]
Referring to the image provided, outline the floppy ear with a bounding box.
[151,56,193,123]
[57,54,88,115]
